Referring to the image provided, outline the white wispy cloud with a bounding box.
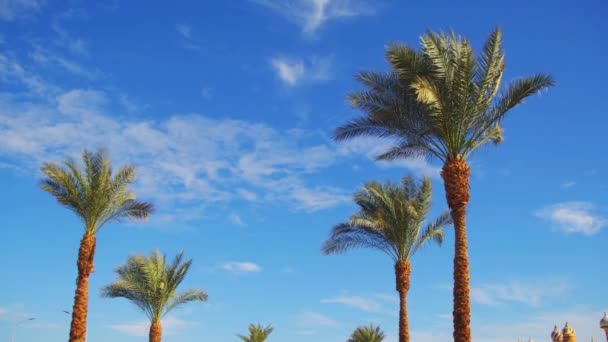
[253,0,374,36]
[536,201,607,235]
[200,87,212,99]
[337,137,440,177]
[220,261,261,273]
[471,279,571,307]
[0,53,59,96]
[175,23,203,50]
[229,213,246,226]
[270,58,304,86]
[57,89,108,116]
[0,51,443,221]
[281,265,296,274]
[561,181,576,188]
[269,55,332,86]
[236,188,258,201]
[321,292,398,315]
[51,9,91,56]
[176,24,192,39]
[29,47,101,80]
[0,0,41,21]
[109,316,195,337]
[321,295,382,312]
[0,81,350,216]
[294,311,338,327]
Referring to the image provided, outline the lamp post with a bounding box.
[11,317,34,342]
[600,312,608,342]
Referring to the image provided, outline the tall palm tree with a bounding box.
[348,324,385,342]
[40,149,153,342]
[237,323,274,342]
[101,251,207,342]
[323,177,451,342]
[333,28,554,342]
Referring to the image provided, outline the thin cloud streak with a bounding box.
[252,0,374,36]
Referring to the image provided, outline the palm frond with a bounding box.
[323,177,448,263]
[40,148,154,234]
[101,251,206,322]
[375,143,428,161]
[413,211,452,254]
[348,324,385,342]
[238,324,274,342]
[487,74,555,125]
[333,28,554,163]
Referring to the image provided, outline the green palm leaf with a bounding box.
[348,324,385,342]
[237,323,274,342]
[40,149,154,233]
[101,251,207,322]
[322,176,451,262]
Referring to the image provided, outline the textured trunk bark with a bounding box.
[149,321,162,342]
[395,261,411,342]
[69,232,96,342]
[442,157,472,342]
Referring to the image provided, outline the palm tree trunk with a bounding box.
[441,157,472,342]
[395,260,411,342]
[69,232,96,342]
[149,320,162,342]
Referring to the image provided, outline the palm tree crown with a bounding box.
[348,324,385,342]
[323,176,451,262]
[334,27,554,162]
[101,251,207,323]
[237,323,274,342]
[40,149,153,233]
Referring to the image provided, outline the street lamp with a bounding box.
[600,312,608,342]
[11,317,34,342]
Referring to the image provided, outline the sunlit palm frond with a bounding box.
[237,324,274,342]
[101,251,207,322]
[348,324,385,342]
[40,148,154,233]
[323,177,450,262]
[334,27,553,163]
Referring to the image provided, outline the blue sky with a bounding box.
[0,0,606,341]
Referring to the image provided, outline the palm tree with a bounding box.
[348,324,385,342]
[333,28,554,342]
[40,149,154,342]
[101,251,207,342]
[237,323,274,342]
[323,177,451,342]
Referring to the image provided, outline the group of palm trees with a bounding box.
[39,27,552,342]
[40,150,207,342]
[324,27,552,342]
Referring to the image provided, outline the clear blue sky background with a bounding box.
[0,1,606,341]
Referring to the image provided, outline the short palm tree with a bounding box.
[323,176,451,342]
[333,28,554,342]
[237,323,274,342]
[101,251,207,342]
[40,149,153,342]
[348,324,385,342]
